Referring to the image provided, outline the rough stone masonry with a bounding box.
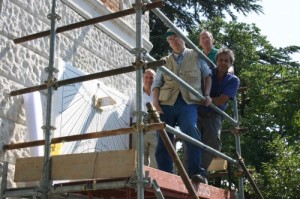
[0,0,151,188]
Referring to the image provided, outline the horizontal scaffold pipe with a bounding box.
[145,0,216,69]
[10,59,165,96]
[146,102,198,199]
[144,6,240,125]
[13,1,164,44]
[51,180,129,195]
[3,122,165,150]
[158,65,238,126]
[144,2,238,125]
[166,125,238,165]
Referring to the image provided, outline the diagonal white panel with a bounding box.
[52,60,130,154]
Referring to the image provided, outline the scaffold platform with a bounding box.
[51,166,235,199]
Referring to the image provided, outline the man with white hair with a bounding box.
[152,29,212,184]
[130,69,158,168]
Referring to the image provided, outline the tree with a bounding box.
[259,136,299,199]
[149,0,263,59]
[148,1,300,197]
[188,18,300,198]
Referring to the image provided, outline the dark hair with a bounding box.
[216,48,235,64]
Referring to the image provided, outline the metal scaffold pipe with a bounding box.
[237,152,264,199]
[147,61,239,126]
[233,97,245,199]
[9,59,165,96]
[144,2,247,198]
[135,0,145,198]
[3,123,165,150]
[144,0,216,69]
[13,1,164,44]
[146,102,199,199]
[40,0,58,198]
[165,125,238,165]
[144,1,238,126]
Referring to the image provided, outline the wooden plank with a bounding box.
[14,150,136,182]
[144,166,235,199]
[208,157,228,172]
[93,150,136,179]
[15,157,44,182]
[53,150,136,180]
[52,152,97,180]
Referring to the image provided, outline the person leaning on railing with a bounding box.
[152,29,212,184]
[197,48,240,178]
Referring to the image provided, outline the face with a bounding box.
[199,32,213,50]
[216,53,232,73]
[143,70,155,89]
[167,35,185,54]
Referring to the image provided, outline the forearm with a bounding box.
[212,95,229,106]
[152,87,160,105]
[203,76,212,96]
[152,87,164,113]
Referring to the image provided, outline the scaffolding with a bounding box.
[0,0,264,199]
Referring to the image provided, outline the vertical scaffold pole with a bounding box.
[135,1,145,198]
[40,0,59,198]
[233,98,245,199]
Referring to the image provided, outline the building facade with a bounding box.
[0,0,152,188]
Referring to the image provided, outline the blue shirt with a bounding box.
[198,67,240,112]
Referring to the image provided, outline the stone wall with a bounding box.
[0,0,151,189]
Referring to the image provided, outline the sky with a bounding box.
[235,0,300,62]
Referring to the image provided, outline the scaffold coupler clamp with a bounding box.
[128,170,152,189]
[132,1,148,14]
[47,13,61,21]
[131,48,148,61]
[44,77,59,90]
[41,124,56,131]
[230,126,249,135]
[45,66,59,74]
[235,152,245,173]
[132,110,148,131]
[83,180,95,191]
[230,126,241,135]
[132,61,148,73]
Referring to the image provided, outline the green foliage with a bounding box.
[188,18,300,197]
[259,136,300,199]
[149,0,263,59]
[149,1,300,197]
[164,16,299,198]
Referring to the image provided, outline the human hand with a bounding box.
[153,101,164,114]
[203,96,212,106]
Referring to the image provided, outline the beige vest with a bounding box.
[159,49,202,105]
